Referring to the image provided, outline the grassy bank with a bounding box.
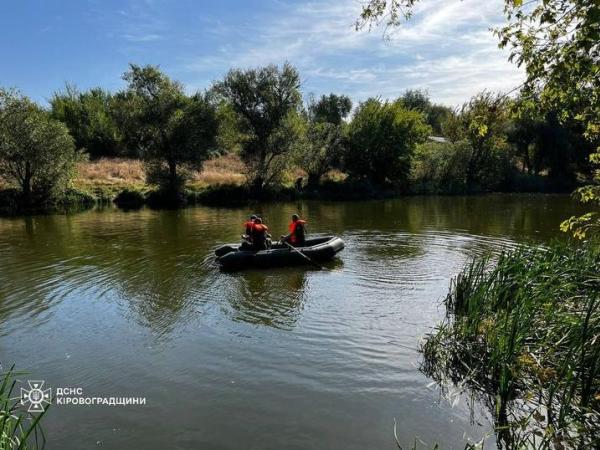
[0,153,581,215]
[421,240,600,448]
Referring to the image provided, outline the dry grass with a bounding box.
[74,153,248,190]
[191,153,246,186]
[75,158,145,186]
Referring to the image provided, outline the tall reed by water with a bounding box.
[0,366,47,450]
[421,240,600,448]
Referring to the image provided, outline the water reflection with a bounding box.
[222,269,309,329]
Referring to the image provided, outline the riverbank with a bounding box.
[0,155,581,216]
[421,239,600,448]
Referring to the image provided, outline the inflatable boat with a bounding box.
[215,235,345,271]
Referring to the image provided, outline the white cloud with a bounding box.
[173,0,524,106]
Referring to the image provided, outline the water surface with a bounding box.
[0,195,585,449]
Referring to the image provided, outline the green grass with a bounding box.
[0,366,47,450]
[421,240,600,448]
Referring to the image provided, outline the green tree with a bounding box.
[345,98,430,186]
[215,63,303,194]
[122,64,218,195]
[444,92,513,190]
[0,89,81,203]
[400,89,453,136]
[50,85,124,158]
[308,93,352,125]
[296,121,345,187]
[411,140,471,193]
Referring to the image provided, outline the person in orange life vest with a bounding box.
[242,214,258,241]
[281,214,307,246]
[250,217,270,250]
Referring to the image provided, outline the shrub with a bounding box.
[114,188,145,208]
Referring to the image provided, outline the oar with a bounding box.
[282,241,323,269]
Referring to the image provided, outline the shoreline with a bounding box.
[0,180,580,217]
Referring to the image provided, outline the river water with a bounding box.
[0,195,586,449]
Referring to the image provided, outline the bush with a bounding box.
[114,188,145,208]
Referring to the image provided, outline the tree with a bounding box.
[444,92,514,190]
[296,121,345,187]
[400,89,453,136]
[50,85,124,158]
[0,89,81,203]
[411,140,471,193]
[215,63,303,193]
[345,98,430,186]
[122,64,218,195]
[308,93,352,125]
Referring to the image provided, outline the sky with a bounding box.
[0,0,524,107]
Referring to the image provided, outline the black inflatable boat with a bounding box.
[215,235,344,271]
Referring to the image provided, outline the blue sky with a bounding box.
[1,0,523,107]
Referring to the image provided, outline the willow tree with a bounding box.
[123,65,218,195]
[0,89,80,204]
[215,63,302,194]
[308,93,352,125]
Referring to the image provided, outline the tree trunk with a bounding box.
[22,161,32,203]
[250,176,264,197]
[168,160,177,193]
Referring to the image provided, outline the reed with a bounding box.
[421,240,600,448]
[0,366,47,450]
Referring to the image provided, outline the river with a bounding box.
[0,194,586,449]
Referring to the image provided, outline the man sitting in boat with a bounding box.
[241,214,257,249]
[281,214,307,246]
[250,217,270,250]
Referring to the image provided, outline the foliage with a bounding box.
[50,85,125,158]
[215,63,303,193]
[0,89,82,204]
[399,89,453,136]
[0,365,48,449]
[422,240,600,448]
[561,153,600,239]
[497,1,599,143]
[345,98,430,186]
[410,140,471,193]
[308,93,352,125]
[444,92,514,190]
[296,121,345,187]
[113,187,146,209]
[122,64,218,195]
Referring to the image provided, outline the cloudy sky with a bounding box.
[1,0,524,107]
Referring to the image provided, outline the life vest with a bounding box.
[288,220,306,244]
[251,223,269,249]
[252,223,268,234]
[243,220,254,236]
